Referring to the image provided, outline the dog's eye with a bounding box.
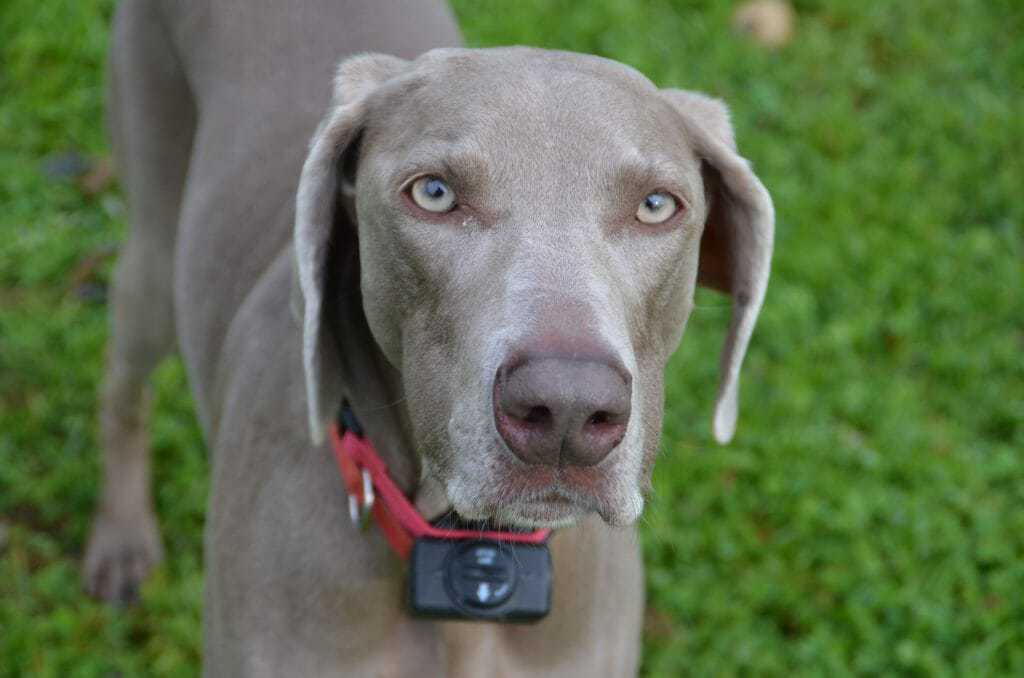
[636,192,678,225]
[410,176,456,213]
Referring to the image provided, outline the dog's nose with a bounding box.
[494,356,631,467]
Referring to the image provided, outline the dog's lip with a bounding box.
[448,460,615,527]
[533,491,575,505]
[497,493,590,529]
[452,481,597,528]
[504,466,607,506]
[503,482,602,521]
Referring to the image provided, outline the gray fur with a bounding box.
[85,1,772,675]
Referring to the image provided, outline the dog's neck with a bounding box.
[340,362,420,491]
[324,240,422,496]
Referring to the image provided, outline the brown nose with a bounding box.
[494,356,631,467]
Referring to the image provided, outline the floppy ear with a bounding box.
[295,53,409,444]
[661,90,775,444]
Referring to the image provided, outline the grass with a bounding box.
[1,0,1021,675]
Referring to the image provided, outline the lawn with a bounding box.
[1,0,1021,675]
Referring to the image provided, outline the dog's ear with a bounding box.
[295,53,409,444]
[661,90,774,444]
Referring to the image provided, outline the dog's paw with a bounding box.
[83,510,163,605]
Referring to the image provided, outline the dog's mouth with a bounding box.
[429,510,562,534]
[496,491,594,529]
[449,470,615,530]
[452,497,588,530]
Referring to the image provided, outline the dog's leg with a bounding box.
[84,1,196,604]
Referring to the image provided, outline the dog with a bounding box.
[83,0,773,674]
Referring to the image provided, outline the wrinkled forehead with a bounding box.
[365,48,692,179]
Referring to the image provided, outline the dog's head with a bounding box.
[296,47,772,528]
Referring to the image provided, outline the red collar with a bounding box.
[329,423,550,559]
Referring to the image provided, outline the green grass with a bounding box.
[1,0,1021,675]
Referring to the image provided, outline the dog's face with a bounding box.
[297,48,772,528]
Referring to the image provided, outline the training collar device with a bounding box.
[331,406,553,622]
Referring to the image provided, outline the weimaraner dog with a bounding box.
[83,0,773,674]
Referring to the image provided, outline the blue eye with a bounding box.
[645,194,666,210]
[424,179,448,199]
[410,175,456,212]
[636,191,678,224]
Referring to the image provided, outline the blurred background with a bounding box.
[1,0,1021,675]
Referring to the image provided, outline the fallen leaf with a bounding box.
[733,0,795,50]
[79,155,115,195]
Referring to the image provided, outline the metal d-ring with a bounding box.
[348,468,375,529]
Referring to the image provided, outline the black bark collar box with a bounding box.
[409,537,552,622]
